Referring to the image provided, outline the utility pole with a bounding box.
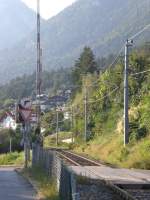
[124,39,133,146]
[71,106,74,143]
[84,87,87,142]
[22,123,28,168]
[56,109,59,146]
[9,137,12,153]
[24,120,31,168]
[36,0,42,135]
[26,122,31,162]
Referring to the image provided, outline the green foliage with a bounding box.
[72,47,98,86]
[41,111,66,136]
[3,99,15,108]
[44,131,73,147]
[0,127,22,153]
[23,166,59,200]
[127,139,150,169]
[60,120,71,132]
[69,45,150,169]
[41,112,56,134]
[0,152,24,165]
[119,148,130,162]
[0,69,72,103]
[130,126,147,142]
[71,45,150,143]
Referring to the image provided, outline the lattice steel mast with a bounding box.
[36,0,42,127]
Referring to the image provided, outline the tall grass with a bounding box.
[0,152,24,165]
[23,166,59,200]
[74,134,150,169]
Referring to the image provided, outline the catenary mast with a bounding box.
[36,0,42,131]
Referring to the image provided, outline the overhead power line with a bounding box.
[129,23,150,40]
[88,24,150,89]
[87,86,120,104]
[89,45,124,88]
[131,69,150,76]
[107,46,124,70]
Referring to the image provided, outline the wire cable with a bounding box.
[129,23,150,40]
[131,69,150,76]
[87,86,120,104]
[107,46,124,70]
[71,45,125,90]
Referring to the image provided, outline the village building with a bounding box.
[0,112,17,130]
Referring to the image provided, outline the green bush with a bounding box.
[130,126,147,142]
[0,152,24,165]
[24,166,60,200]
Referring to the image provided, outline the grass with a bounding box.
[68,104,150,169]
[44,128,150,169]
[23,166,59,200]
[44,131,73,148]
[43,102,150,170]
[73,133,150,169]
[0,151,24,165]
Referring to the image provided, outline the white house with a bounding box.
[64,111,70,120]
[0,112,17,130]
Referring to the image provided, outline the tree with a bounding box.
[41,112,55,131]
[72,47,98,85]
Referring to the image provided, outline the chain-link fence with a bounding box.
[32,144,80,200]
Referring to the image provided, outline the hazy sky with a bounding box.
[22,0,76,19]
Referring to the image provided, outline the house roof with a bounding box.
[49,95,67,102]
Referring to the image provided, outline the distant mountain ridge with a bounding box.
[0,0,37,50]
[0,0,150,83]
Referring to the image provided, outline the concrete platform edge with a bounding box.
[100,178,137,200]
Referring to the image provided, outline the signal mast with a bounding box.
[36,0,42,138]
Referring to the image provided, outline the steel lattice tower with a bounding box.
[36,0,42,126]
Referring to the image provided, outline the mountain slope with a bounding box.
[42,0,150,62]
[0,0,150,83]
[0,0,36,50]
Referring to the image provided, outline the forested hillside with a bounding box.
[0,46,117,106]
[68,44,150,169]
[0,69,72,107]
[0,0,37,50]
[44,44,150,169]
[0,0,150,83]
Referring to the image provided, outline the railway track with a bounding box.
[56,150,102,166]
[55,149,150,200]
